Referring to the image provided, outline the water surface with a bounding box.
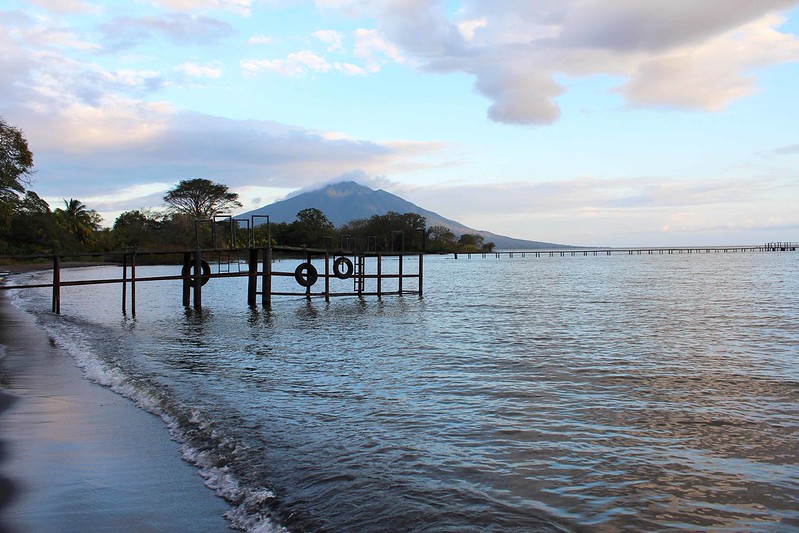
[11,252,799,531]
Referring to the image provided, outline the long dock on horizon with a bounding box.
[454,242,798,259]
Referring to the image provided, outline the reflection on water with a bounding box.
[10,253,799,531]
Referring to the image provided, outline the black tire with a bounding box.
[333,257,354,279]
[182,260,212,286]
[294,262,318,287]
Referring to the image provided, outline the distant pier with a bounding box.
[453,242,798,259]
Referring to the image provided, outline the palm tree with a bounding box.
[55,198,100,244]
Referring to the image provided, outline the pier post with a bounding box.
[325,251,330,303]
[305,250,312,300]
[377,254,382,297]
[193,250,202,310]
[122,253,128,314]
[262,247,272,307]
[52,255,61,314]
[247,248,258,306]
[418,254,423,297]
[131,248,137,317]
[182,252,191,306]
[398,254,403,294]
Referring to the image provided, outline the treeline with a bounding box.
[254,208,494,253]
[1,117,493,256]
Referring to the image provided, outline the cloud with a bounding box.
[774,144,799,155]
[241,50,330,77]
[333,61,366,75]
[324,0,799,125]
[405,174,796,219]
[623,14,799,109]
[177,61,223,78]
[101,12,235,48]
[27,0,100,13]
[247,34,274,45]
[399,174,799,245]
[353,28,405,72]
[150,0,252,16]
[20,101,446,219]
[314,29,344,52]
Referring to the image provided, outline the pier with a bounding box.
[454,242,798,259]
[0,246,423,316]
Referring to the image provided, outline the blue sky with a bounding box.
[2,0,798,246]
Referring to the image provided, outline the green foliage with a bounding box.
[427,225,455,252]
[163,178,242,219]
[0,118,33,202]
[112,209,166,248]
[0,118,34,242]
[54,198,102,245]
[341,211,427,251]
[6,192,63,253]
[274,208,336,248]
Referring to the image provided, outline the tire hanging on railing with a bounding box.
[333,256,354,279]
[182,260,212,286]
[294,262,318,287]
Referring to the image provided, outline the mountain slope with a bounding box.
[239,181,567,249]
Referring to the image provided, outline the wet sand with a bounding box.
[0,292,233,532]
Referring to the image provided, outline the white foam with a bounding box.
[9,282,287,533]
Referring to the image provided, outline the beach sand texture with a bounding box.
[0,293,232,532]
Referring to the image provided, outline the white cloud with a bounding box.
[624,14,799,110]
[457,18,486,42]
[323,0,799,125]
[247,34,274,45]
[178,61,223,78]
[27,0,101,13]
[150,0,252,16]
[334,61,366,75]
[402,174,799,245]
[314,29,344,52]
[101,12,235,47]
[353,28,405,72]
[241,50,330,77]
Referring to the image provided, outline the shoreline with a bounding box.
[0,291,233,532]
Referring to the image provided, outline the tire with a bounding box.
[182,260,212,286]
[294,262,318,287]
[333,257,354,279]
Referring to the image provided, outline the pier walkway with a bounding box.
[454,242,797,259]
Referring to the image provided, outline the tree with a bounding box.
[1,118,34,237]
[283,208,335,247]
[5,191,62,253]
[112,209,165,247]
[55,198,101,244]
[0,118,33,204]
[427,225,455,252]
[458,233,485,249]
[163,178,242,219]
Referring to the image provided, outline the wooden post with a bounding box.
[418,254,423,297]
[182,252,191,306]
[305,250,312,300]
[377,254,382,297]
[262,247,272,307]
[193,250,202,310]
[52,255,61,314]
[324,252,330,303]
[131,249,137,317]
[247,248,258,306]
[122,253,128,315]
[398,254,403,294]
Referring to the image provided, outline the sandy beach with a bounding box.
[0,287,233,532]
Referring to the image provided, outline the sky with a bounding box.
[2,0,798,247]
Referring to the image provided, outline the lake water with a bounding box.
[9,252,799,532]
